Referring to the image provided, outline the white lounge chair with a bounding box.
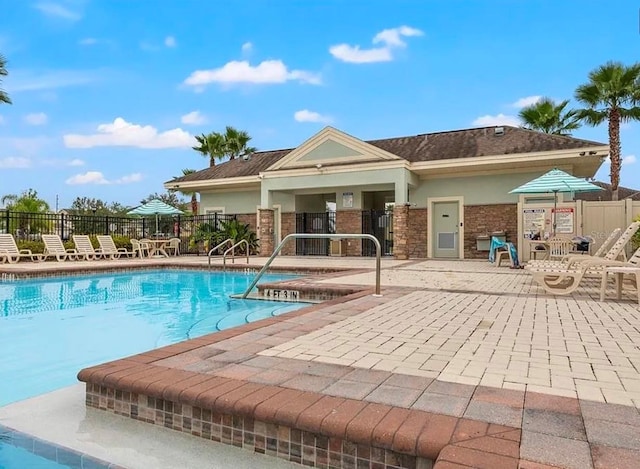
[72,235,100,261]
[528,222,639,269]
[42,235,77,262]
[96,235,135,259]
[0,233,43,263]
[529,246,640,296]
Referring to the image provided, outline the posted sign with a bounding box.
[523,208,545,239]
[552,207,574,234]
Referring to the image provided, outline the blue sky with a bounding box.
[0,0,638,209]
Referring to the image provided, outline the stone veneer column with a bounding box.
[258,209,274,257]
[393,203,410,260]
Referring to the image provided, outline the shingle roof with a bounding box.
[169,126,606,184]
[574,181,640,201]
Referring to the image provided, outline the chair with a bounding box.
[72,235,100,261]
[0,234,44,263]
[131,239,150,258]
[600,265,640,305]
[547,236,574,260]
[167,238,181,256]
[42,235,77,262]
[528,246,640,296]
[495,247,513,267]
[96,235,135,259]
[528,228,620,268]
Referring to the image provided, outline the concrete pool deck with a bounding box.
[3,256,640,468]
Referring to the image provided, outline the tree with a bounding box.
[519,98,581,136]
[575,61,640,201]
[192,132,225,167]
[0,54,11,105]
[141,191,189,212]
[222,126,257,160]
[192,127,257,167]
[171,169,198,214]
[1,189,50,212]
[67,197,130,216]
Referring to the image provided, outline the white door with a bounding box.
[433,201,460,258]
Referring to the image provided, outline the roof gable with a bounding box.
[267,127,402,171]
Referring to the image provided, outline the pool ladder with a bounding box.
[207,239,250,270]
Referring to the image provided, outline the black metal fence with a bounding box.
[295,212,336,256]
[0,210,237,254]
[362,210,393,256]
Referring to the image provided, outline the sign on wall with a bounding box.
[523,208,546,239]
[553,207,575,234]
[342,192,353,208]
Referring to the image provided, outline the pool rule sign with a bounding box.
[552,207,574,234]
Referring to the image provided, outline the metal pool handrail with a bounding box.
[208,239,233,268]
[222,240,250,270]
[240,233,382,299]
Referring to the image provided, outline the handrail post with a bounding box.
[208,238,233,268]
[222,239,250,271]
[240,233,382,299]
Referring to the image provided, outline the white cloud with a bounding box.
[24,112,48,125]
[114,173,143,184]
[65,171,142,185]
[624,155,637,165]
[68,158,85,166]
[40,157,86,168]
[183,60,321,87]
[512,96,542,108]
[65,171,109,185]
[34,2,82,21]
[0,157,31,169]
[294,109,332,124]
[164,36,177,48]
[472,113,521,127]
[241,42,253,53]
[181,111,207,125]
[63,117,194,149]
[330,25,423,64]
[79,37,97,45]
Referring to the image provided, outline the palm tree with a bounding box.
[173,168,199,214]
[0,54,12,105]
[519,98,580,135]
[192,132,225,167]
[575,61,640,201]
[223,126,257,160]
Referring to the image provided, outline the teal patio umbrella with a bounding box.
[509,168,603,235]
[127,199,183,236]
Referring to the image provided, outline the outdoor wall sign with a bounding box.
[523,208,546,239]
[342,192,354,208]
[552,207,575,234]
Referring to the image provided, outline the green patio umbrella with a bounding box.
[509,168,603,235]
[127,199,183,236]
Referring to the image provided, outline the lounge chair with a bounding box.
[72,235,101,261]
[528,246,640,296]
[0,233,44,263]
[96,235,135,259]
[42,235,77,262]
[528,221,640,269]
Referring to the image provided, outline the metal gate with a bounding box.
[362,210,393,256]
[295,212,336,255]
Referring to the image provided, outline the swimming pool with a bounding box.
[0,269,306,407]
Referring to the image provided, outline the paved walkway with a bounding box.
[6,256,640,468]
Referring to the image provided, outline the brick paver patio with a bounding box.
[5,256,640,468]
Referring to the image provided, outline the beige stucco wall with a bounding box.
[410,172,549,207]
[199,189,260,214]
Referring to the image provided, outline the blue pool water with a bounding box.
[0,269,305,407]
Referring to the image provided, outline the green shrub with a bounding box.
[16,240,75,254]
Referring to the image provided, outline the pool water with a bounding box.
[0,269,305,406]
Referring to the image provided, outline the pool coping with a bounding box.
[77,289,527,469]
[0,423,122,469]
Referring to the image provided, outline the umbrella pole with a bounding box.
[155,214,159,236]
[552,190,558,236]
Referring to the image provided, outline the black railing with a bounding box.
[295,212,336,256]
[0,210,237,255]
[362,210,393,256]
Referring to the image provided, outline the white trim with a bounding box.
[273,204,282,246]
[267,126,402,171]
[164,176,260,190]
[427,196,464,259]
